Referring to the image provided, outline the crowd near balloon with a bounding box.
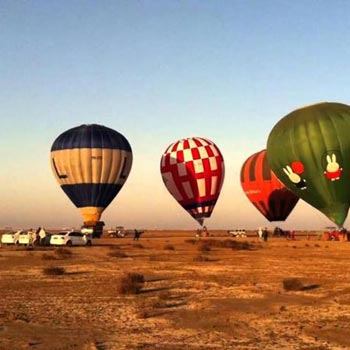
[47,101,350,231]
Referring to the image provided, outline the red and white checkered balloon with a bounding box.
[160,137,225,226]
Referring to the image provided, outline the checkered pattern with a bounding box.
[160,137,225,224]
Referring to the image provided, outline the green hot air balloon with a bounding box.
[267,102,350,227]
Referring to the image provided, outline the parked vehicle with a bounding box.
[50,231,92,246]
[228,229,247,238]
[81,221,105,238]
[18,231,36,245]
[42,233,53,246]
[1,230,23,245]
[107,226,129,238]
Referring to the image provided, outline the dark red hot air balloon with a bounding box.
[240,150,299,221]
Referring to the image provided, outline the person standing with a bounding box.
[39,227,47,246]
[195,228,201,240]
[290,229,296,240]
[339,227,347,241]
[262,227,269,242]
[28,229,36,247]
[202,226,209,237]
[133,229,141,241]
[347,229,350,242]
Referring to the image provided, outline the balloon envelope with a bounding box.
[267,102,350,226]
[160,137,225,226]
[241,150,299,221]
[50,124,132,225]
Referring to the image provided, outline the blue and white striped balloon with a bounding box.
[50,124,132,225]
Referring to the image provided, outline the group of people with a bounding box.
[260,227,350,241]
[195,226,209,239]
[257,227,269,241]
[325,227,350,241]
[27,227,47,246]
[272,227,296,239]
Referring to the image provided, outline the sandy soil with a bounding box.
[1,230,350,350]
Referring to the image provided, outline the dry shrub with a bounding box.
[135,295,172,319]
[229,241,253,250]
[197,243,211,252]
[163,244,175,251]
[314,244,320,248]
[149,254,168,261]
[214,239,254,250]
[189,239,256,251]
[152,295,180,309]
[55,248,72,259]
[217,240,236,248]
[158,291,172,300]
[109,245,121,250]
[108,250,128,258]
[136,298,152,318]
[130,272,145,283]
[133,243,144,249]
[137,307,151,319]
[193,255,211,262]
[43,266,65,276]
[280,305,287,312]
[6,311,30,322]
[184,239,197,244]
[283,278,304,291]
[41,253,57,260]
[118,272,145,294]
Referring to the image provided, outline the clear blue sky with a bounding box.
[1,1,350,230]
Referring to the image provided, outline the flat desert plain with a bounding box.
[1,230,350,350]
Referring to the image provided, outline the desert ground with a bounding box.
[1,230,350,350]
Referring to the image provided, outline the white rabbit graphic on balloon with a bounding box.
[281,152,343,190]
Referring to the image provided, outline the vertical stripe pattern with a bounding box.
[240,149,299,221]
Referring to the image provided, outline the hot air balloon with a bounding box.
[267,102,350,227]
[160,137,225,226]
[50,124,132,226]
[240,149,299,221]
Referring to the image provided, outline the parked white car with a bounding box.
[107,227,133,238]
[228,229,247,238]
[50,231,92,246]
[1,230,24,245]
[18,231,37,245]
